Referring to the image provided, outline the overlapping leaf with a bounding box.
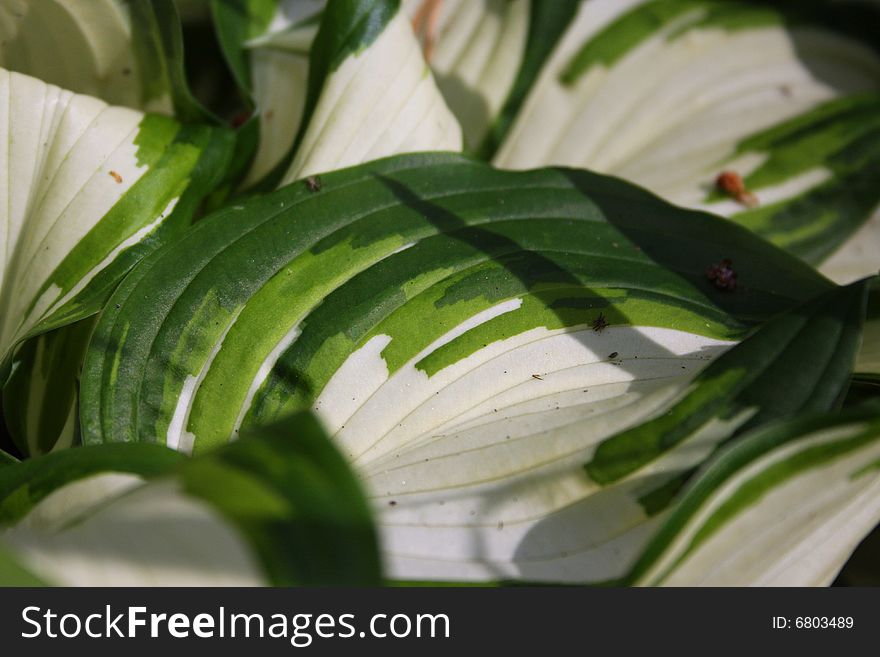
[0,412,379,586]
[492,0,880,281]
[0,0,875,588]
[403,0,582,156]
[0,0,171,112]
[376,279,868,583]
[403,0,531,151]
[0,0,218,122]
[0,68,232,371]
[227,0,462,189]
[233,11,318,186]
[2,318,94,456]
[627,403,880,586]
[79,152,845,582]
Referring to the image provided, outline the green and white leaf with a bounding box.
[378,279,867,583]
[240,16,318,186]
[2,318,94,457]
[402,0,584,157]
[215,0,463,188]
[240,0,462,189]
[493,0,880,280]
[80,152,843,582]
[0,68,233,368]
[280,0,462,184]
[210,0,305,100]
[0,0,171,112]
[0,412,380,586]
[627,404,880,586]
[403,0,531,151]
[559,279,869,579]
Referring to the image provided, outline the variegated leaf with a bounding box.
[493,0,880,282]
[627,404,880,586]
[0,0,171,112]
[240,16,317,186]
[2,318,94,456]
[0,0,216,122]
[0,413,379,586]
[79,152,841,582]
[0,68,233,370]
[232,0,462,189]
[404,0,582,156]
[277,0,458,183]
[404,0,531,151]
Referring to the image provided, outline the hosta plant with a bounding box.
[0,0,878,587]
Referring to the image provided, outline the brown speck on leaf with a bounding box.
[608,352,618,359]
[121,67,131,76]
[706,258,738,291]
[109,170,122,184]
[265,109,275,120]
[531,374,543,381]
[306,175,323,193]
[497,521,504,531]
[715,170,758,208]
[592,312,608,333]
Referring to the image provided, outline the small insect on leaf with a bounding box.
[305,176,323,193]
[591,313,608,333]
[706,258,738,291]
[608,352,618,359]
[531,374,543,381]
[715,170,758,208]
[109,170,122,184]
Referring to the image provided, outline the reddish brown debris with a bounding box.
[715,170,758,208]
[412,0,443,62]
[229,110,253,129]
[706,258,737,291]
[109,170,122,184]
